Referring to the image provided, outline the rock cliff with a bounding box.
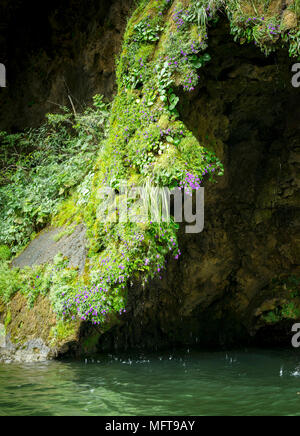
[1,0,299,361]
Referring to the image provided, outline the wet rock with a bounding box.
[0,335,53,363]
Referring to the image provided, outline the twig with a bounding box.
[68,94,77,118]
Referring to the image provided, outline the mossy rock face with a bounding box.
[1,0,300,356]
[0,294,81,363]
[8,294,57,345]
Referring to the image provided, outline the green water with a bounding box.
[1,348,300,416]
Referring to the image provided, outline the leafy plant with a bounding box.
[0,245,11,261]
[133,20,163,43]
[189,52,211,68]
[0,97,110,254]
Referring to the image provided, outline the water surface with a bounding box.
[1,348,300,416]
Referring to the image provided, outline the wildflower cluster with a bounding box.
[173,8,190,30]
[179,172,202,196]
[228,1,300,57]
[56,218,182,324]
[182,70,198,92]
[62,284,124,325]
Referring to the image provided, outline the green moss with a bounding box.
[261,275,300,324]
[49,319,78,346]
[0,254,83,318]
[52,226,76,243]
[29,0,300,325]
[52,197,82,228]
[0,245,12,261]
[263,302,300,324]
[225,0,300,56]
[4,309,12,329]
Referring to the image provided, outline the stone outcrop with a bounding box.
[0,295,80,363]
[12,225,87,274]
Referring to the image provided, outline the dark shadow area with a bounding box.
[0,0,134,131]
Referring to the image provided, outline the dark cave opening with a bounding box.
[174,19,300,348]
